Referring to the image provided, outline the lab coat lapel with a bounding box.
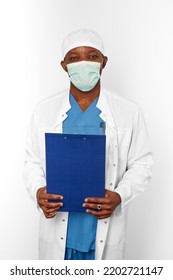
[97,88,117,131]
[97,88,118,150]
[52,90,71,131]
[97,88,119,192]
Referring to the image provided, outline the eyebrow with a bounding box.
[88,49,100,53]
[68,48,100,55]
[67,51,78,55]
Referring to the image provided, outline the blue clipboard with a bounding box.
[45,133,106,212]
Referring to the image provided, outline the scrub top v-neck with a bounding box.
[62,94,105,260]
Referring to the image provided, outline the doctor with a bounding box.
[23,29,153,260]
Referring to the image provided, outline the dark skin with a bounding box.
[37,46,121,219]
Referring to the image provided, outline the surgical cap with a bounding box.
[62,29,104,57]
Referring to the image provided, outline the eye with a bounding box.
[89,54,98,59]
[69,56,78,61]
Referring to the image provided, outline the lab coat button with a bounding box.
[60,237,64,240]
[100,240,103,243]
[62,219,65,222]
[104,221,107,224]
[110,183,113,186]
[113,163,116,167]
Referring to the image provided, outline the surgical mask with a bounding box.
[66,60,101,92]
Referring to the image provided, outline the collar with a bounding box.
[52,88,117,131]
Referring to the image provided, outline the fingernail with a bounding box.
[82,203,86,207]
[84,199,88,202]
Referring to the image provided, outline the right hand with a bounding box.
[37,186,63,219]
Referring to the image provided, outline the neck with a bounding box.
[70,82,100,111]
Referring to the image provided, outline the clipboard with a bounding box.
[45,133,106,212]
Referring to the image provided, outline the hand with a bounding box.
[37,186,63,219]
[83,189,121,219]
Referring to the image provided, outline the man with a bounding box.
[24,29,153,260]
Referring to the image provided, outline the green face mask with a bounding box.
[67,60,101,92]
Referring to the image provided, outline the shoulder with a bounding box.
[103,88,137,108]
[102,88,144,128]
[103,88,139,115]
[31,89,69,128]
[35,89,68,112]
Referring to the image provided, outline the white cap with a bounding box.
[62,29,104,57]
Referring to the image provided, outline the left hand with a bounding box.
[83,189,121,219]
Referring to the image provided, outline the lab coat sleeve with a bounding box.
[115,106,153,212]
[23,109,46,205]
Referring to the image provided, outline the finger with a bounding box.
[47,212,57,218]
[83,202,111,211]
[43,206,62,214]
[84,197,109,204]
[39,200,63,209]
[40,202,63,211]
[86,209,111,219]
[44,211,57,219]
[39,193,63,201]
[41,204,63,217]
[83,202,99,210]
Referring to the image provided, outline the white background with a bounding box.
[0,0,173,260]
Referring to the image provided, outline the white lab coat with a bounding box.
[23,88,153,260]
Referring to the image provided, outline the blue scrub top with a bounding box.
[63,94,105,259]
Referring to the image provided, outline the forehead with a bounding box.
[65,46,102,56]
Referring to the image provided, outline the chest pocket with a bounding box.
[38,125,62,170]
[117,128,131,160]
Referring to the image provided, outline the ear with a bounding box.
[102,56,108,69]
[60,60,68,72]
